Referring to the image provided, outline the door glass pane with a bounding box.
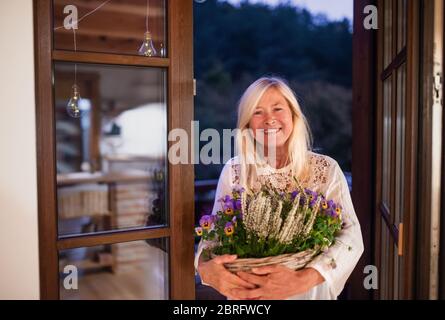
[397,0,407,52]
[53,0,167,57]
[54,62,168,236]
[384,0,393,68]
[382,76,392,209]
[59,238,169,299]
[395,64,406,224]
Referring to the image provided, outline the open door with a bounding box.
[375,0,444,300]
[374,0,418,299]
[35,0,195,299]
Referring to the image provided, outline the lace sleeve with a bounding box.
[299,153,331,191]
[305,161,364,298]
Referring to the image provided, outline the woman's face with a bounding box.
[248,87,294,150]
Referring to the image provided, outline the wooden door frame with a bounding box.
[401,0,419,299]
[34,0,195,299]
[440,1,445,299]
[353,0,419,300]
[416,0,443,299]
[351,0,376,300]
[372,0,419,299]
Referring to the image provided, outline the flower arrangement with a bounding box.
[195,180,343,271]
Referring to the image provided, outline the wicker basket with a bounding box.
[211,249,318,273]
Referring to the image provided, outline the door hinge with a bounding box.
[193,78,197,96]
[397,222,403,256]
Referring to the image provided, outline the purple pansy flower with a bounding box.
[195,227,203,236]
[327,209,336,217]
[221,195,241,213]
[305,189,318,202]
[224,222,235,236]
[332,203,342,217]
[233,199,241,210]
[291,190,299,200]
[321,199,329,210]
[199,215,213,230]
[309,199,317,208]
[222,195,233,209]
[299,196,307,206]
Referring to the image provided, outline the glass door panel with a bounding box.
[54,62,168,236]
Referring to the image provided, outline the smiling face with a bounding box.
[248,87,294,150]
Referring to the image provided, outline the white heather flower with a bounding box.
[241,191,247,216]
[269,200,283,239]
[241,187,326,245]
[258,197,272,238]
[302,197,322,237]
[278,193,302,243]
[278,204,299,243]
[289,206,305,239]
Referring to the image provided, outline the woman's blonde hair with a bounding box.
[235,76,312,192]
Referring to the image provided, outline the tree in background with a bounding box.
[194,0,352,180]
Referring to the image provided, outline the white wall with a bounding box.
[0,1,40,299]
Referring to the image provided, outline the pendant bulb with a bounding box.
[66,84,82,118]
[138,31,157,57]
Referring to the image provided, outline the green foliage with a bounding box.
[291,214,342,252]
[211,211,341,258]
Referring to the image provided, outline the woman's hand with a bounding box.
[231,266,325,300]
[197,254,257,300]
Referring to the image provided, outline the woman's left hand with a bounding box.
[231,266,325,300]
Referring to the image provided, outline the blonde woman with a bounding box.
[195,77,364,300]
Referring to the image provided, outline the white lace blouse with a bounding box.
[194,151,364,300]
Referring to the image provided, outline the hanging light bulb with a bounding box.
[138,31,157,57]
[138,0,157,57]
[159,43,165,57]
[66,84,82,118]
[66,28,87,118]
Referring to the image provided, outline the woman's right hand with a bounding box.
[197,254,257,299]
